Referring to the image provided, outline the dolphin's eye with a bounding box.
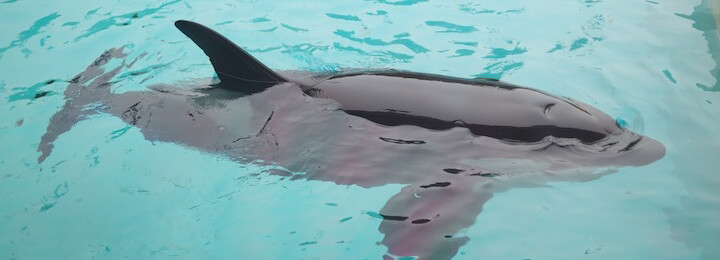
[615,118,629,129]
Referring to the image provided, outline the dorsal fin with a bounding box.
[175,20,287,93]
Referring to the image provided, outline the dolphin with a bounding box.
[37,20,665,260]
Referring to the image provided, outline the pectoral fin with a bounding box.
[379,180,493,260]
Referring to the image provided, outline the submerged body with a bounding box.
[37,21,665,260]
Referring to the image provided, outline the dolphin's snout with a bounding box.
[619,135,666,166]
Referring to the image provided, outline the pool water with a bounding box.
[1,0,719,259]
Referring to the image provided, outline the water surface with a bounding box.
[1,0,719,259]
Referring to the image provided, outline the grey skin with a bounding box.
[37,21,665,260]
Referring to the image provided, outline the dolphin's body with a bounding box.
[38,20,665,260]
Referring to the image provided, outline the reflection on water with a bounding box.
[663,0,720,259]
[675,0,720,92]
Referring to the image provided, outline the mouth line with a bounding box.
[618,136,643,152]
[528,133,642,153]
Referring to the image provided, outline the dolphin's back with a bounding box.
[174,20,622,144]
[309,71,619,143]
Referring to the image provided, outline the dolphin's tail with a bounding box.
[37,48,130,163]
[174,20,288,94]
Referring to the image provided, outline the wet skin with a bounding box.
[37,21,665,260]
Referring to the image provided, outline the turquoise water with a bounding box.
[1,0,719,259]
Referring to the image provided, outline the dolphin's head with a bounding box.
[541,97,666,167]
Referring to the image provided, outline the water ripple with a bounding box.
[258,27,278,32]
[326,13,361,22]
[544,14,606,54]
[8,79,60,102]
[580,0,602,7]
[458,3,525,15]
[483,44,527,59]
[474,61,524,79]
[74,0,181,41]
[333,42,413,63]
[547,43,563,53]
[449,49,474,58]
[214,21,233,26]
[373,0,428,6]
[569,38,589,51]
[281,23,309,32]
[366,10,388,15]
[425,20,478,33]
[453,41,478,47]
[0,13,60,58]
[334,29,428,53]
[251,17,271,23]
